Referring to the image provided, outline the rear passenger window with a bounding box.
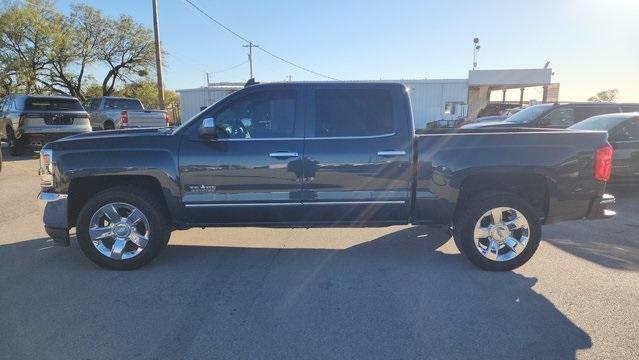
[104,99,143,111]
[315,89,394,137]
[574,106,617,121]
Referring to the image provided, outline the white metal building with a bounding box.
[177,69,557,129]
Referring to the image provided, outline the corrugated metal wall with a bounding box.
[178,80,469,129]
[178,88,241,121]
[403,80,468,128]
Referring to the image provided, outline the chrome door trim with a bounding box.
[185,202,302,208]
[303,200,406,205]
[185,200,406,208]
[305,132,396,140]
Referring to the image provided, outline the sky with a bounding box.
[52,0,639,102]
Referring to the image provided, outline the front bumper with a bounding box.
[38,192,70,246]
[586,193,616,220]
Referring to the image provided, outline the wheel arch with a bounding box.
[68,175,171,229]
[454,172,550,223]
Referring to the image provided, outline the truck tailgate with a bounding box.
[127,111,166,128]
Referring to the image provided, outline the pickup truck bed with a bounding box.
[37,82,615,271]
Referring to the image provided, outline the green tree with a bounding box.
[0,0,158,99]
[117,80,179,109]
[98,15,155,96]
[0,0,61,94]
[588,89,618,102]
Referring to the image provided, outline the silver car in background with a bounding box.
[83,96,168,130]
[0,95,91,155]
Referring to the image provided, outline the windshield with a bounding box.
[504,104,553,124]
[569,115,626,131]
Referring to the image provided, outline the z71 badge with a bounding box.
[185,184,217,193]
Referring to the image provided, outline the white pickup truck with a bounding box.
[83,97,168,130]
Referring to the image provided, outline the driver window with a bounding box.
[542,108,575,127]
[213,91,296,139]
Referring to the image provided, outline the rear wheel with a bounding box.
[76,187,170,270]
[7,128,24,156]
[103,121,115,130]
[453,192,541,271]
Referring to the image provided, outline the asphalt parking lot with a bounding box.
[1,151,638,360]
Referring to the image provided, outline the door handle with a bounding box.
[377,150,406,157]
[269,151,299,159]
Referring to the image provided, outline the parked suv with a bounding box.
[0,95,91,155]
[83,97,168,130]
[463,102,639,129]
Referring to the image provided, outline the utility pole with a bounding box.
[152,0,165,110]
[286,75,293,82]
[242,42,259,79]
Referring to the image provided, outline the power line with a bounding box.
[182,0,339,81]
[214,60,249,74]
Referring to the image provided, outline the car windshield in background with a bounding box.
[569,115,627,131]
[504,104,553,124]
[25,98,83,111]
[104,98,143,111]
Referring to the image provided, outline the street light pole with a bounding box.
[152,0,165,110]
[473,37,480,70]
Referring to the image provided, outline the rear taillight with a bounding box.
[594,144,613,182]
[164,112,170,127]
[120,110,128,126]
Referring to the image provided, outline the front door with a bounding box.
[300,85,412,225]
[178,88,305,225]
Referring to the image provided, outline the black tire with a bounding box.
[7,128,24,156]
[453,192,541,271]
[103,121,115,130]
[76,186,170,270]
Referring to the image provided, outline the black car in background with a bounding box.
[570,112,639,184]
[463,102,639,129]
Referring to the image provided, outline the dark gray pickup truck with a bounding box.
[38,82,616,271]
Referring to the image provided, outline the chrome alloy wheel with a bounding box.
[473,207,530,262]
[88,202,150,260]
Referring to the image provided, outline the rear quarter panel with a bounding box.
[413,130,609,225]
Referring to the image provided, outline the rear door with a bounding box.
[300,84,412,225]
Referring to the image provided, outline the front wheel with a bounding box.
[453,192,541,271]
[76,187,170,270]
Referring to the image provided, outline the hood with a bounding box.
[461,121,520,129]
[54,127,169,142]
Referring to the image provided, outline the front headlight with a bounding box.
[39,148,54,189]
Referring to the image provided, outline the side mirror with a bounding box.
[198,117,217,138]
